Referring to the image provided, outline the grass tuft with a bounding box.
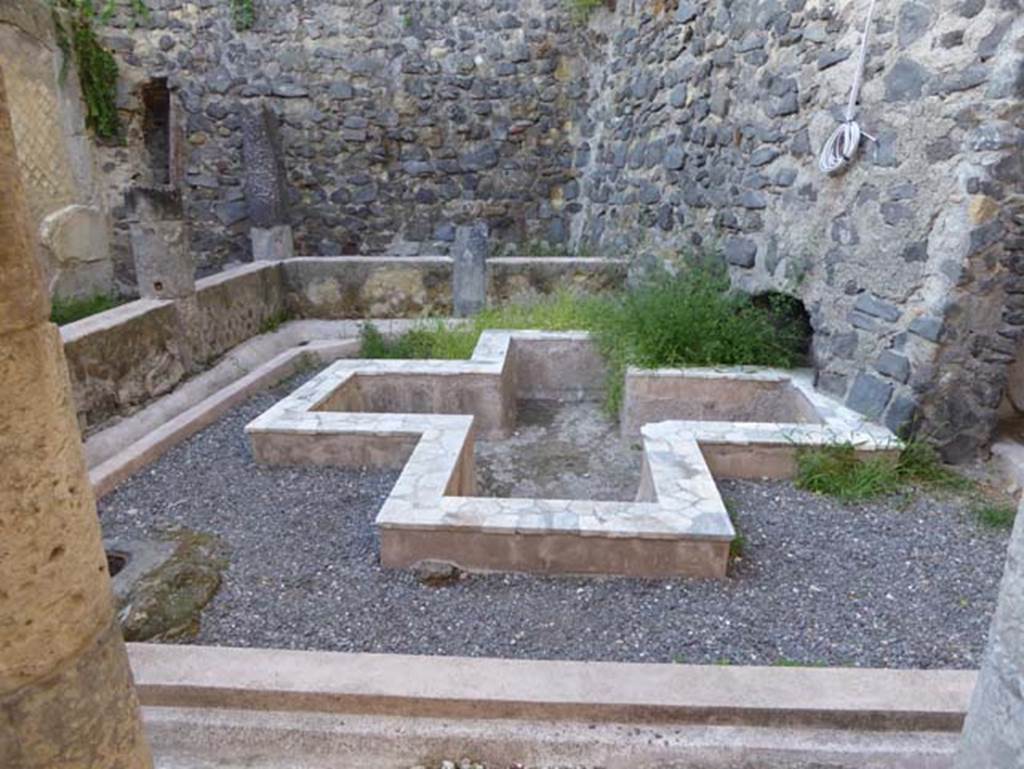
[258,310,291,335]
[360,320,479,360]
[794,441,980,504]
[794,444,901,502]
[971,503,1017,530]
[50,293,121,325]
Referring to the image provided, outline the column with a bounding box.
[0,66,153,769]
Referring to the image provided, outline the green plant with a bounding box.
[50,293,121,325]
[360,320,479,360]
[230,0,255,31]
[795,440,978,504]
[724,500,745,560]
[258,309,290,334]
[360,259,808,416]
[896,441,975,492]
[52,0,141,139]
[590,264,807,412]
[564,0,606,23]
[971,502,1017,530]
[795,444,901,502]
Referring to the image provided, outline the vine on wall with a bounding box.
[231,0,255,31]
[52,0,146,140]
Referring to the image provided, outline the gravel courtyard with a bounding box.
[98,374,1011,669]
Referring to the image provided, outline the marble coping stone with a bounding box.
[246,331,901,578]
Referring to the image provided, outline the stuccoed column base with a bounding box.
[251,224,295,261]
[0,620,153,769]
[954,507,1024,768]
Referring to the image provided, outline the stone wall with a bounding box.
[573,1,1023,459]
[282,256,627,318]
[63,0,1023,458]
[100,0,587,275]
[61,257,625,430]
[0,0,114,299]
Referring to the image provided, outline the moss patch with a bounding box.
[117,529,226,642]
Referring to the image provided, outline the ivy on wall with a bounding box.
[231,0,255,31]
[52,0,146,140]
[564,0,614,24]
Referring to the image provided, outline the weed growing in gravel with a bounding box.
[50,293,122,325]
[724,500,746,561]
[895,441,976,492]
[971,502,1017,530]
[795,440,981,504]
[794,444,901,502]
[361,264,808,415]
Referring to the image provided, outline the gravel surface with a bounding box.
[98,373,1011,669]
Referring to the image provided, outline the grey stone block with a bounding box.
[854,294,902,323]
[676,2,698,23]
[909,316,944,343]
[885,394,918,436]
[885,58,929,102]
[725,238,757,268]
[242,103,290,228]
[664,146,685,170]
[875,351,911,383]
[453,222,488,318]
[846,373,895,421]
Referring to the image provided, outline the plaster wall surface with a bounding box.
[0,0,112,299]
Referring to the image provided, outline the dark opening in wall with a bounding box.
[141,78,171,185]
[752,292,814,365]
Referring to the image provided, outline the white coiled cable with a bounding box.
[819,0,878,175]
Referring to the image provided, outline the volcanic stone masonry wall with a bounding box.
[93,0,1021,459]
[101,0,586,275]
[574,0,1022,460]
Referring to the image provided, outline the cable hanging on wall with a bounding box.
[818,0,879,176]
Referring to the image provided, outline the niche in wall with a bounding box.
[141,78,172,186]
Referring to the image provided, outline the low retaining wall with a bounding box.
[281,256,628,319]
[62,263,285,430]
[61,257,626,431]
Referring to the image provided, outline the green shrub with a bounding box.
[50,293,121,325]
[589,265,807,412]
[360,261,809,415]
